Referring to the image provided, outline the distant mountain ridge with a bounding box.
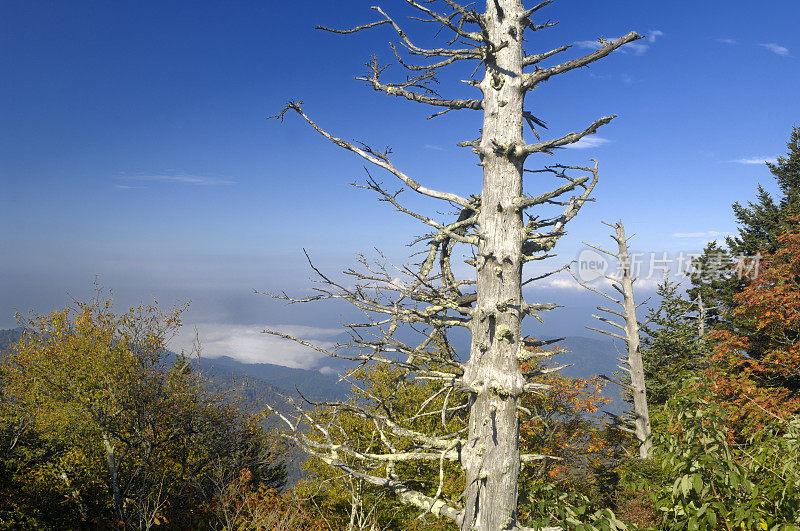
[537,336,628,416]
[198,355,346,403]
[0,328,627,414]
[549,336,625,381]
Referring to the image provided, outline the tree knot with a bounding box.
[495,325,514,342]
[491,72,505,90]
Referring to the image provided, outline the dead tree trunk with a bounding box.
[573,220,652,458]
[612,222,653,459]
[458,2,527,527]
[696,293,705,338]
[693,293,717,339]
[268,3,641,529]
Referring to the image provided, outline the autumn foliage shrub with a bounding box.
[207,468,323,530]
[710,219,800,437]
[0,290,286,529]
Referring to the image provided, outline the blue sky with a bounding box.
[2,1,798,368]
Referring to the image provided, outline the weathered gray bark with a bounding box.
[612,222,653,459]
[695,293,707,338]
[268,3,641,529]
[575,221,652,458]
[459,2,526,528]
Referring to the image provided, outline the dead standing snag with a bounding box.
[267,2,640,529]
[571,220,653,459]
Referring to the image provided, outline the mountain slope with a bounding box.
[547,336,629,416]
[0,327,23,353]
[1,328,624,414]
[198,355,347,404]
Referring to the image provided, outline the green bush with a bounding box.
[652,378,800,530]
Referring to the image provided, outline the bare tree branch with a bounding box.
[518,117,615,157]
[523,45,570,66]
[271,102,471,208]
[358,55,484,112]
[523,32,643,89]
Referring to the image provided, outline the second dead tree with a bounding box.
[572,220,653,458]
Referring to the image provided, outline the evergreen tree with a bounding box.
[641,276,707,408]
[688,126,800,335]
[686,242,742,332]
[728,125,800,257]
[728,186,783,257]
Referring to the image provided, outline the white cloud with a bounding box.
[424,144,444,151]
[729,156,778,165]
[575,40,605,51]
[171,323,342,368]
[120,174,237,186]
[631,278,663,292]
[535,275,661,293]
[564,136,611,149]
[577,30,662,56]
[759,43,789,56]
[576,39,649,56]
[648,30,664,43]
[114,184,144,190]
[672,230,730,238]
[542,277,584,291]
[716,38,737,45]
[621,41,650,55]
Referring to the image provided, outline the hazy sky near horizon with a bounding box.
[2,1,799,368]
